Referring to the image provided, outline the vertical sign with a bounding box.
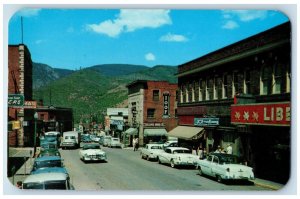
[163,93,169,118]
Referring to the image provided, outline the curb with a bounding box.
[252,181,283,190]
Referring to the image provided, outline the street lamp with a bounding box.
[33,111,38,157]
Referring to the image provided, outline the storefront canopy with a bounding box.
[144,128,167,136]
[167,126,204,140]
[124,128,138,135]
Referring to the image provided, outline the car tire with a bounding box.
[146,156,150,161]
[170,160,176,168]
[198,167,203,176]
[158,158,162,164]
[216,175,222,183]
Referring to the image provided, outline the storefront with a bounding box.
[231,102,291,183]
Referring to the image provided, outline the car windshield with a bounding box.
[173,149,191,154]
[151,146,162,149]
[23,181,67,189]
[34,160,62,169]
[219,155,240,164]
[83,145,100,150]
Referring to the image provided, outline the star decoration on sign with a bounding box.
[252,112,259,121]
[243,111,250,121]
[235,112,241,120]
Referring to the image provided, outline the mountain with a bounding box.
[32,62,74,89]
[33,64,178,124]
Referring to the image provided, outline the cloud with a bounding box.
[86,9,172,37]
[221,10,268,30]
[222,20,239,29]
[160,33,188,42]
[16,8,41,17]
[35,40,44,44]
[222,10,268,22]
[145,53,156,61]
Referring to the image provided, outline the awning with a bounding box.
[124,128,138,135]
[144,128,167,136]
[167,126,205,140]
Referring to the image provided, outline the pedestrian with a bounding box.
[198,147,204,159]
[134,138,139,151]
[215,145,221,153]
[203,148,207,159]
[226,144,233,154]
[132,137,136,151]
[16,181,22,189]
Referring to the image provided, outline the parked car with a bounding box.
[79,143,107,162]
[102,136,112,147]
[31,166,68,176]
[162,140,178,149]
[22,172,72,190]
[98,136,105,145]
[157,147,199,168]
[38,148,61,158]
[140,144,164,161]
[44,131,61,147]
[196,153,255,183]
[31,156,64,174]
[108,137,122,148]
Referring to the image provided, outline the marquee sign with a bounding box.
[231,102,290,126]
[163,93,170,118]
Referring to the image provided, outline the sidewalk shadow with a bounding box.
[7,157,29,177]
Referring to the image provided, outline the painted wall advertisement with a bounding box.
[231,102,290,126]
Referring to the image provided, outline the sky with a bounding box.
[7,8,289,70]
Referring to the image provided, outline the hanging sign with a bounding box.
[163,93,170,118]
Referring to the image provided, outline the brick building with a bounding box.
[8,44,33,147]
[126,80,178,146]
[174,22,291,183]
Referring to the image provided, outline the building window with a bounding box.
[188,83,193,102]
[175,109,178,118]
[261,64,272,95]
[147,109,155,118]
[273,64,284,94]
[223,75,228,99]
[193,81,198,102]
[176,90,179,102]
[199,79,206,101]
[244,70,251,94]
[153,90,159,101]
[216,77,222,99]
[206,78,214,100]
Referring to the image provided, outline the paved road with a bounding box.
[60,146,272,192]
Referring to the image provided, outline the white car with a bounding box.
[140,144,164,161]
[162,140,178,149]
[79,143,107,162]
[108,137,122,148]
[22,172,73,190]
[196,153,255,183]
[157,147,199,168]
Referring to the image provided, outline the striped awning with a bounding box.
[167,126,204,140]
[144,128,167,136]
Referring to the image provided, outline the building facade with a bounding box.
[126,80,178,146]
[8,44,33,147]
[176,22,291,183]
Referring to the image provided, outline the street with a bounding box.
[60,146,272,191]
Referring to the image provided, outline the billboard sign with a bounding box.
[8,94,24,107]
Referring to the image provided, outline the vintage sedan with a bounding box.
[196,153,255,183]
[38,149,61,158]
[140,144,164,161]
[31,156,64,174]
[157,147,199,168]
[107,137,122,148]
[79,143,107,162]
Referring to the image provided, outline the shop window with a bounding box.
[153,90,159,101]
[147,108,155,118]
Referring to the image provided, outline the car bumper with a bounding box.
[84,155,107,161]
[61,143,76,147]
